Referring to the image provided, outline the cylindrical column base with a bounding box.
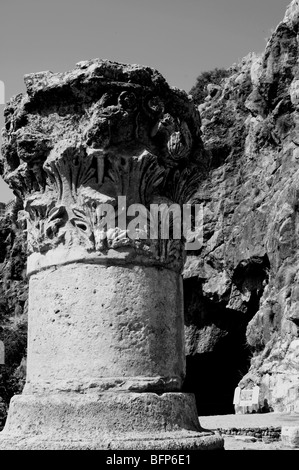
[0,392,224,450]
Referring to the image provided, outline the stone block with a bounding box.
[281,426,299,448]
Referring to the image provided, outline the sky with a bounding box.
[0,0,291,202]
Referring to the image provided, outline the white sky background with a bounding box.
[0,0,291,201]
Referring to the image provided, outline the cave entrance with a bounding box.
[182,320,253,416]
[182,255,269,416]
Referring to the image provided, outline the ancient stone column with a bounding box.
[0,60,223,450]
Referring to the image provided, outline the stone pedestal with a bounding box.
[2,393,223,450]
[0,60,224,450]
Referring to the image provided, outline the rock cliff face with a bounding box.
[183,0,299,414]
[0,207,27,429]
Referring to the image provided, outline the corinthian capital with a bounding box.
[1,60,203,274]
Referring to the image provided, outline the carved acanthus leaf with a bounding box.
[1,60,203,271]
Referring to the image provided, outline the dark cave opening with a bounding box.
[182,255,269,416]
[182,327,252,416]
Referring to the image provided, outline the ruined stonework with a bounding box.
[2,61,204,275]
[0,60,223,449]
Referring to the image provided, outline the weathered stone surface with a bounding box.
[183,0,299,413]
[1,60,204,275]
[3,392,201,436]
[281,426,299,448]
[0,209,27,429]
[3,0,299,439]
[25,263,185,394]
[0,60,223,449]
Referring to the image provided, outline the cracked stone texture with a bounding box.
[24,263,185,394]
[0,210,27,429]
[184,0,299,413]
[0,391,224,450]
[0,57,226,450]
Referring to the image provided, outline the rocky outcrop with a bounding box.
[184,0,299,413]
[0,208,27,429]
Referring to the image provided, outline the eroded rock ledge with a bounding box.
[184,0,299,413]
